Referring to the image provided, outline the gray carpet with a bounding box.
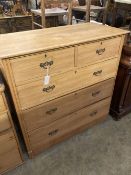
[7,114,131,175]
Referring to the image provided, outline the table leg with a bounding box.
[112,3,117,27]
[31,12,35,29]
[85,0,91,22]
[102,0,109,25]
[67,0,72,25]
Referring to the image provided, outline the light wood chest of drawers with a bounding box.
[0,23,128,158]
[0,83,23,174]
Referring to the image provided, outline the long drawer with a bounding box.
[0,130,22,174]
[28,97,111,156]
[0,94,6,113]
[77,37,121,67]
[17,58,118,110]
[9,47,75,86]
[0,112,11,133]
[23,78,114,132]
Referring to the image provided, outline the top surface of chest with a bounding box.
[0,23,128,59]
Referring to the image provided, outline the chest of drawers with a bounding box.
[0,23,128,158]
[0,81,23,174]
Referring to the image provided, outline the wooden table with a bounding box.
[31,8,68,17]
[72,4,106,23]
[31,7,68,28]
[72,5,105,13]
[114,0,131,4]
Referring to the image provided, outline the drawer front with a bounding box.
[17,58,118,110]
[17,70,76,110]
[0,130,16,155]
[29,97,111,155]
[23,78,114,132]
[77,37,121,66]
[0,94,6,113]
[0,112,11,132]
[10,47,75,86]
[0,130,22,174]
[75,58,118,88]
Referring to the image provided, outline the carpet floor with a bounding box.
[7,113,131,175]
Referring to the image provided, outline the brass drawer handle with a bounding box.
[40,60,53,69]
[96,48,105,55]
[46,107,58,115]
[90,110,98,117]
[92,90,101,97]
[43,85,55,93]
[93,70,102,76]
[48,129,59,136]
[9,136,14,140]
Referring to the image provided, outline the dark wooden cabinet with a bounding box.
[110,43,131,120]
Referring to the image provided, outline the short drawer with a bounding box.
[29,97,111,156]
[77,37,121,66]
[0,112,11,132]
[10,47,75,86]
[75,58,118,88]
[23,78,114,132]
[0,94,6,113]
[17,58,118,110]
[0,130,22,174]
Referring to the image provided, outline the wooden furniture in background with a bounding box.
[31,8,69,28]
[0,0,28,17]
[0,23,128,158]
[72,0,109,24]
[110,41,131,120]
[12,0,28,16]
[111,0,131,29]
[0,15,32,34]
[0,77,23,174]
[0,14,59,34]
[31,0,72,29]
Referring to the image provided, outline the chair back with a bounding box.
[40,0,72,26]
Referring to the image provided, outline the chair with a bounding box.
[31,0,72,29]
[72,0,109,24]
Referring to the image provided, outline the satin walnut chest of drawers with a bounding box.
[0,23,128,158]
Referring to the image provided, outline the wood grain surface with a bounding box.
[16,58,118,110]
[0,24,127,158]
[28,97,111,156]
[0,23,128,59]
[23,78,114,132]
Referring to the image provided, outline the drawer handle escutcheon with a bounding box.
[43,85,55,93]
[96,48,105,55]
[9,136,14,140]
[90,110,98,117]
[46,108,58,115]
[92,90,101,97]
[48,129,59,136]
[40,60,53,69]
[93,70,102,76]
